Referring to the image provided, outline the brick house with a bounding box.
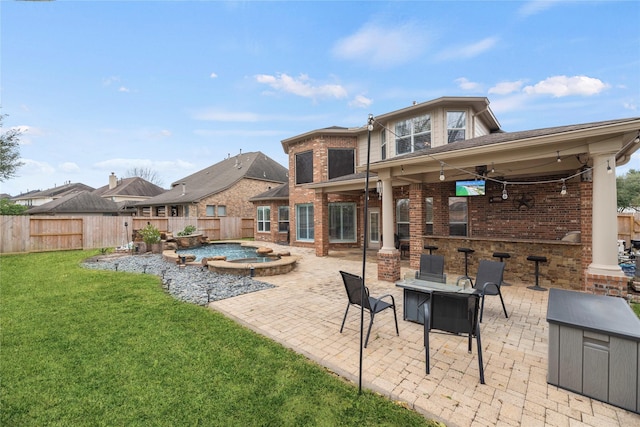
[136,151,288,218]
[255,96,640,293]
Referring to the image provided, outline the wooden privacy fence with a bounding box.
[0,216,255,254]
[618,213,640,246]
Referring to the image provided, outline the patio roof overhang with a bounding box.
[304,117,640,194]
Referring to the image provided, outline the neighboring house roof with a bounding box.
[139,151,288,206]
[26,191,119,215]
[249,183,289,201]
[93,177,166,198]
[12,182,95,202]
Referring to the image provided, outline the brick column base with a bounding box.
[584,272,630,298]
[378,250,401,282]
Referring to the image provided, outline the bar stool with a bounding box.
[492,252,512,286]
[526,255,548,291]
[458,247,475,279]
[424,245,438,255]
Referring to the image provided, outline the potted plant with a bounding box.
[140,223,162,253]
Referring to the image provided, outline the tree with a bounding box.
[125,167,164,187]
[0,198,28,215]
[0,115,24,182]
[617,169,640,212]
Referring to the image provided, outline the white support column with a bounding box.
[380,178,396,252]
[588,153,625,277]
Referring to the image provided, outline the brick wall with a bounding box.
[194,178,279,218]
[287,134,359,250]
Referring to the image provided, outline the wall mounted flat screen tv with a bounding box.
[455,180,486,196]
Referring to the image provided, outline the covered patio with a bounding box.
[209,243,640,426]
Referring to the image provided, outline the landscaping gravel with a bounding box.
[82,253,275,306]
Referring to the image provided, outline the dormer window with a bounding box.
[395,114,431,155]
[447,111,466,143]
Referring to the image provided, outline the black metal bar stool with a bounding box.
[423,245,438,255]
[526,255,548,291]
[458,247,475,279]
[492,252,512,286]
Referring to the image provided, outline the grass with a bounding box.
[0,251,438,427]
[632,302,640,318]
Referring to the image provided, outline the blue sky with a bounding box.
[1,0,639,196]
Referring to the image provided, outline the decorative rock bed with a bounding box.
[162,246,298,277]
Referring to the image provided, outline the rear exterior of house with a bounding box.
[253,96,640,293]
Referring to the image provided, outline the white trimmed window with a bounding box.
[257,206,270,232]
[447,111,466,143]
[329,203,356,242]
[396,114,431,155]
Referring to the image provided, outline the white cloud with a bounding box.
[59,162,80,173]
[518,0,562,17]
[523,75,610,97]
[332,22,430,67]
[210,72,218,79]
[254,73,347,100]
[118,86,130,93]
[20,158,56,175]
[455,77,483,92]
[489,80,526,95]
[102,76,120,86]
[437,37,499,61]
[623,101,637,111]
[349,94,373,109]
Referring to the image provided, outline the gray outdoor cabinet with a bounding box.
[547,288,640,413]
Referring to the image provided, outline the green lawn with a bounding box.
[0,251,438,427]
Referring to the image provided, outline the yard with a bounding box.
[0,251,438,426]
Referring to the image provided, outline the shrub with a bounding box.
[177,225,197,236]
[140,223,161,245]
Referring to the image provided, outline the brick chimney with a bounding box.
[109,172,117,189]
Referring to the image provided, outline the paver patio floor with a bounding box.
[209,243,640,427]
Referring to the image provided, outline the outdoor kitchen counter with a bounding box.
[546,288,640,413]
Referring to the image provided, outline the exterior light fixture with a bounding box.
[635,131,640,143]
[607,160,613,174]
[560,179,567,195]
[367,114,374,131]
[376,180,383,200]
[439,163,445,181]
[502,182,508,200]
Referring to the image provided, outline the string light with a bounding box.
[556,151,561,162]
[607,160,613,174]
[502,182,508,200]
[439,163,445,181]
[491,162,495,174]
[560,179,567,195]
[635,131,640,143]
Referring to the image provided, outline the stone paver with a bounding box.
[209,244,640,427]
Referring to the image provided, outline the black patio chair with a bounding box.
[339,270,399,348]
[416,254,446,283]
[459,259,508,322]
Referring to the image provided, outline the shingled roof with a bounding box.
[139,151,288,206]
[385,117,640,163]
[26,191,119,215]
[12,182,95,201]
[93,177,166,198]
[249,183,289,201]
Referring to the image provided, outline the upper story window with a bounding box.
[396,114,431,155]
[447,111,466,143]
[295,150,313,184]
[381,129,387,160]
[328,148,355,180]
